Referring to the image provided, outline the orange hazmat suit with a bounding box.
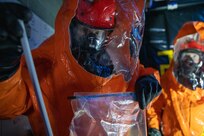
[0,0,159,135]
[147,21,204,136]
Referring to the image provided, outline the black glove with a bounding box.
[135,75,161,109]
[0,2,32,81]
[148,128,162,136]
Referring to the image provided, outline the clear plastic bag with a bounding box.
[69,92,147,136]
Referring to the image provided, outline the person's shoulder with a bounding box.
[31,35,55,58]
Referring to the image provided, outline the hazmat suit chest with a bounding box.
[21,43,132,136]
[21,1,150,135]
[0,1,157,136]
[160,65,204,136]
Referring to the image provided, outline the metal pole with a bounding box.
[19,20,53,136]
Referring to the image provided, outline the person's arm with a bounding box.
[134,64,163,135]
[146,91,165,136]
[0,2,32,118]
[0,65,32,118]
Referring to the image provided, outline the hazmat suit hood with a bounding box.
[52,0,145,87]
[172,21,204,90]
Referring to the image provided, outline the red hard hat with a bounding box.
[75,0,116,29]
[180,40,204,52]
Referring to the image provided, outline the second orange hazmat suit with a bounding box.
[0,0,160,135]
[147,21,204,136]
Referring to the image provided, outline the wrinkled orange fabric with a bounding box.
[0,0,159,136]
[147,22,204,136]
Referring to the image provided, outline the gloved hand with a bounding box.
[135,75,161,109]
[148,128,162,136]
[0,2,32,81]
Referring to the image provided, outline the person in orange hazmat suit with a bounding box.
[147,21,204,136]
[0,0,161,135]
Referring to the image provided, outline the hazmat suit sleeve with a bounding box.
[0,35,58,135]
[147,91,166,130]
[146,64,170,130]
[0,65,32,118]
[129,63,163,130]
